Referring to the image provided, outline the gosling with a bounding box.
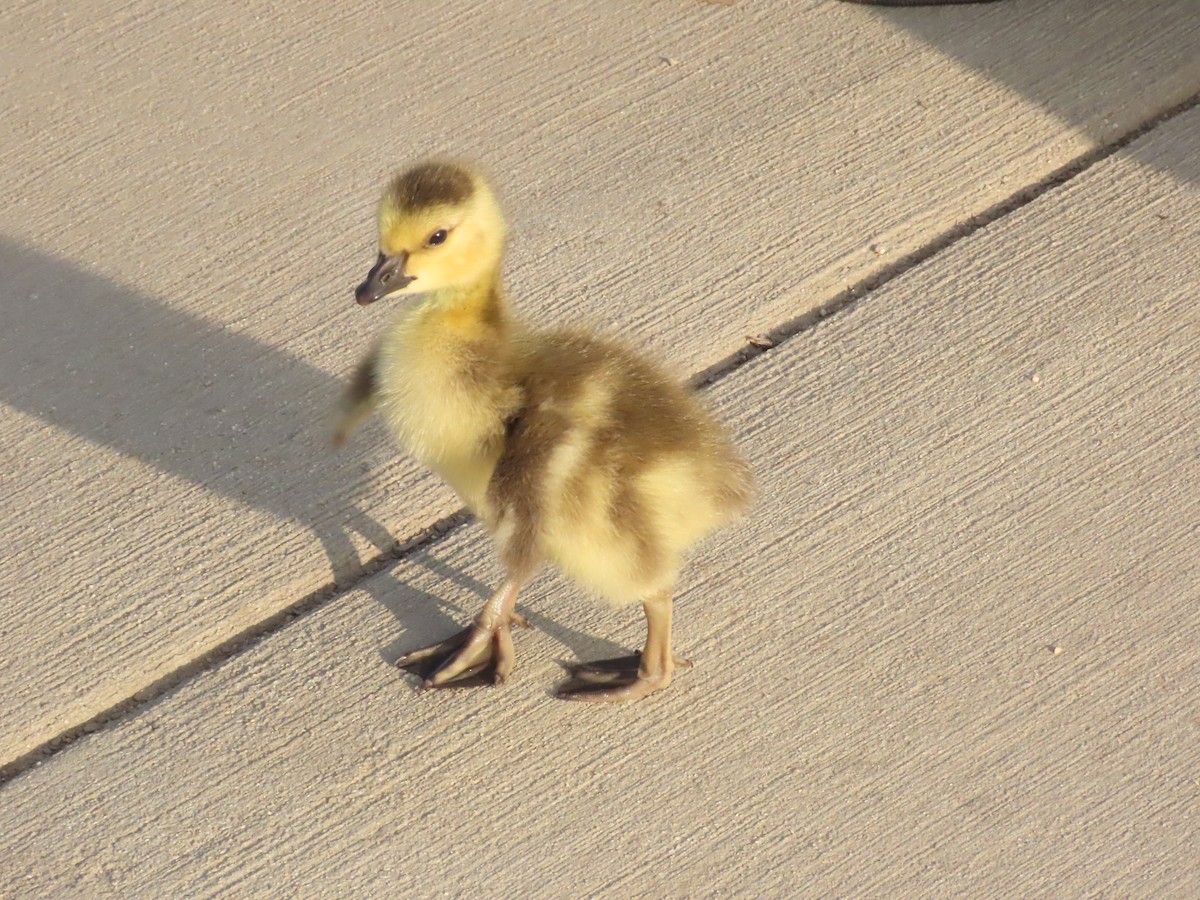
[336,161,752,702]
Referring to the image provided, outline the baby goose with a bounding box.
[336,161,752,701]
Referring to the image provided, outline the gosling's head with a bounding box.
[354,161,506,306]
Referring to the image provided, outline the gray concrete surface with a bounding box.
[1,0,1197,895]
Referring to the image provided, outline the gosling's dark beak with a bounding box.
[355,251,414,306]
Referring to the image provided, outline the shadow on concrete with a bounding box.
[375,557,631,670]
[0,236,397,587]
[834,0,1198,182]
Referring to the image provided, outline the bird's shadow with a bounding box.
[0,237,404,590]
[372,553,631,672]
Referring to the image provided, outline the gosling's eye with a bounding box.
[427,229,448,247]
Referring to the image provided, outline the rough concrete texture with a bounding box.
[3,0,1199,765]
[2,0,1199,894]
[2,88,1198,895]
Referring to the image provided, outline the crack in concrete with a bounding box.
[2,88,1197,789]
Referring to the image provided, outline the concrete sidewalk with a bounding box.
[1,0,1198,894]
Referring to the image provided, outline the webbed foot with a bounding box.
[395,612,531,689]
[554,652,691,702]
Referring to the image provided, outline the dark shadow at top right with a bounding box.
[839,0,1199,184]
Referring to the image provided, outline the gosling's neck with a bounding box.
[405,265,512,341]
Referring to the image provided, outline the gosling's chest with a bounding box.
[371,313,514,511]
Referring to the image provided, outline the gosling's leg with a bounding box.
[395,579,531,689]
[556,592,691,702]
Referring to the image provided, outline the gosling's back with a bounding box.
[488,329,753,606]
